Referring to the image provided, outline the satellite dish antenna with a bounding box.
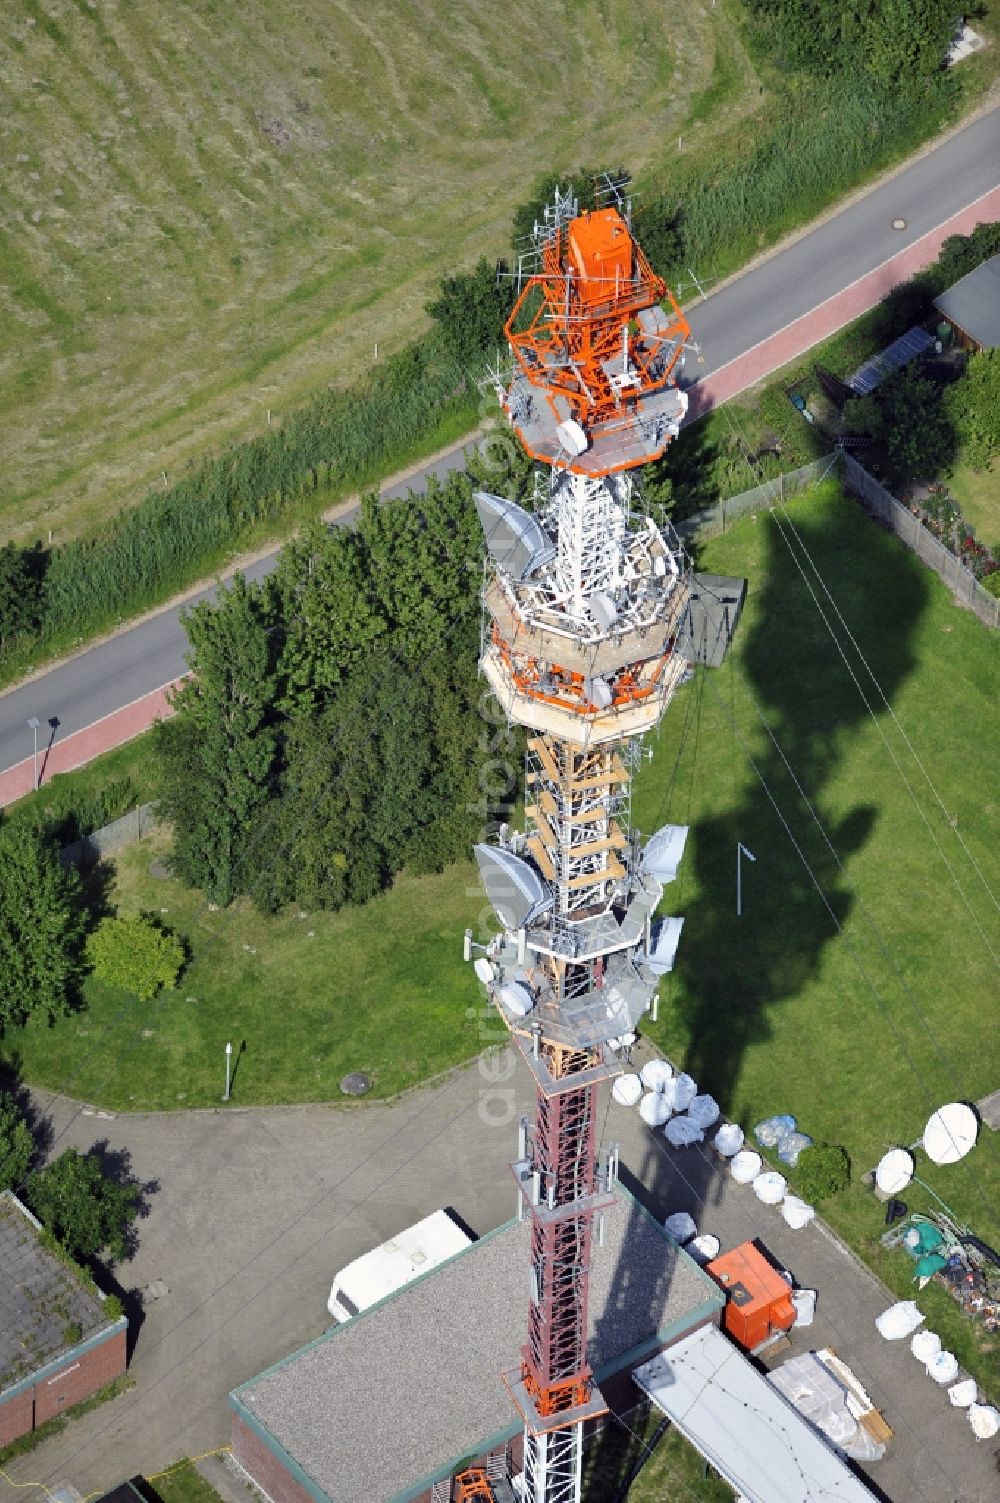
[875,1148,914,1195]
[923,1103,978,1165]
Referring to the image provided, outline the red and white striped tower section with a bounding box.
[465,187,697,1503]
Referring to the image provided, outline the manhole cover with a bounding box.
[340,1072,371,1096]
[149,858,171,879]
[892,217,907,231]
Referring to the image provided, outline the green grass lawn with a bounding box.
[1,0,768,548]
[948,458,1000,549]
[147,1459,225,1503]
[11,821,482,1110]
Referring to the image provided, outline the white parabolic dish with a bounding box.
[875,1148,914,1194]
[923,1103,978,1165]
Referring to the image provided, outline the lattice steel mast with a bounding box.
[465,185,696,1503]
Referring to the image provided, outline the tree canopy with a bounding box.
[742,0,959,84]
[0,1093,33,1192]
[159,468,510,916]
[0,824,86,1033]
[86,913,185,1000]
[24,1147,140,1263]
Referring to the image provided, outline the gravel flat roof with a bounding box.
[0,1191,112,1394]
[232,1188,723,1502]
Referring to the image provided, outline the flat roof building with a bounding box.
[0,1190,127,1448]
[230,1188,724,1503]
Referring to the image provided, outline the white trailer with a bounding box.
[327,1210,473,1324]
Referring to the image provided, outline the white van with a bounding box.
[327,1209,474,1324]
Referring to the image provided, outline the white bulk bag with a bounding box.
[612,1073,642,1107]
[639,1091,671,1127]
[640,1058,673,1092]
[927,1350,959,1385]
[664,1115,704,1147]
[791,1289,817,1327]
[781,1194,816,1230]
[910,1329,941,1363]
[687,1233,721,1265]
[752,1170,787,1205]
[875,1301,924,1341]
[730,1149,762,1184]
[948,1378,978,1408]
[688,1094,721,1129]
[714,1122,744,1157]
[664,1211,698,1243]
[663,1072,697,1112]
[968,1404,1000,1440]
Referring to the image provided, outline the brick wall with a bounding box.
[231,1413,318,1503]
[0,1389,33,1448]
[0,1324,126,1447]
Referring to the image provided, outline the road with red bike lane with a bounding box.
[2,107,999,806]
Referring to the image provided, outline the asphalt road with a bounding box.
[1,104,999,778]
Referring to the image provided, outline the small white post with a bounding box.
[737,842,757,917]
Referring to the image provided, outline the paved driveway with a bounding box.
[2,1047,997,1502]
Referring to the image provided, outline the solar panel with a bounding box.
[847,326,933,396]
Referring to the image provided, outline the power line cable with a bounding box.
[774,490,999,916]
[766,498,1000,973]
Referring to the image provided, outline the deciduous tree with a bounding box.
[0,1094,33,1192]
[0,825,85,1033]
[86,913,185,1000]
[157,573,279,906]
[24,1148,140,1263]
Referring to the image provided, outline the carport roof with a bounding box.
[933,253,1000,348]
[231,1187,724,1503]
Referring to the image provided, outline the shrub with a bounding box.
[795,1142,851,1202]
[86,913,184,1000]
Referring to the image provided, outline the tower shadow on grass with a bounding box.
[676,495,929,1113]
[585,492,930,1498]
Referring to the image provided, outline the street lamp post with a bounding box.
[736,841,757,918]
[223,1040,233,1102]
[27,718,40,791]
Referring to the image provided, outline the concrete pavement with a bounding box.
[2,104,999,801]
[2,1046,997,1501]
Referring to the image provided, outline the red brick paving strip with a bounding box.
[0,681,175,807]
[687,183,1000,418]
[4,184,1000,808]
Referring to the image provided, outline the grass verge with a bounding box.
[147,1457,227,1503]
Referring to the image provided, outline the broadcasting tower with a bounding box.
[465,184,695,1503]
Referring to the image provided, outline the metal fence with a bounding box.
[60,801,157,870]
[679,452,1000,630]
[675,456,838,543]
[839,453,1000,629]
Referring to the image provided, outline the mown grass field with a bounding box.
[949,459,1000,547]
[1,0,766,547]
